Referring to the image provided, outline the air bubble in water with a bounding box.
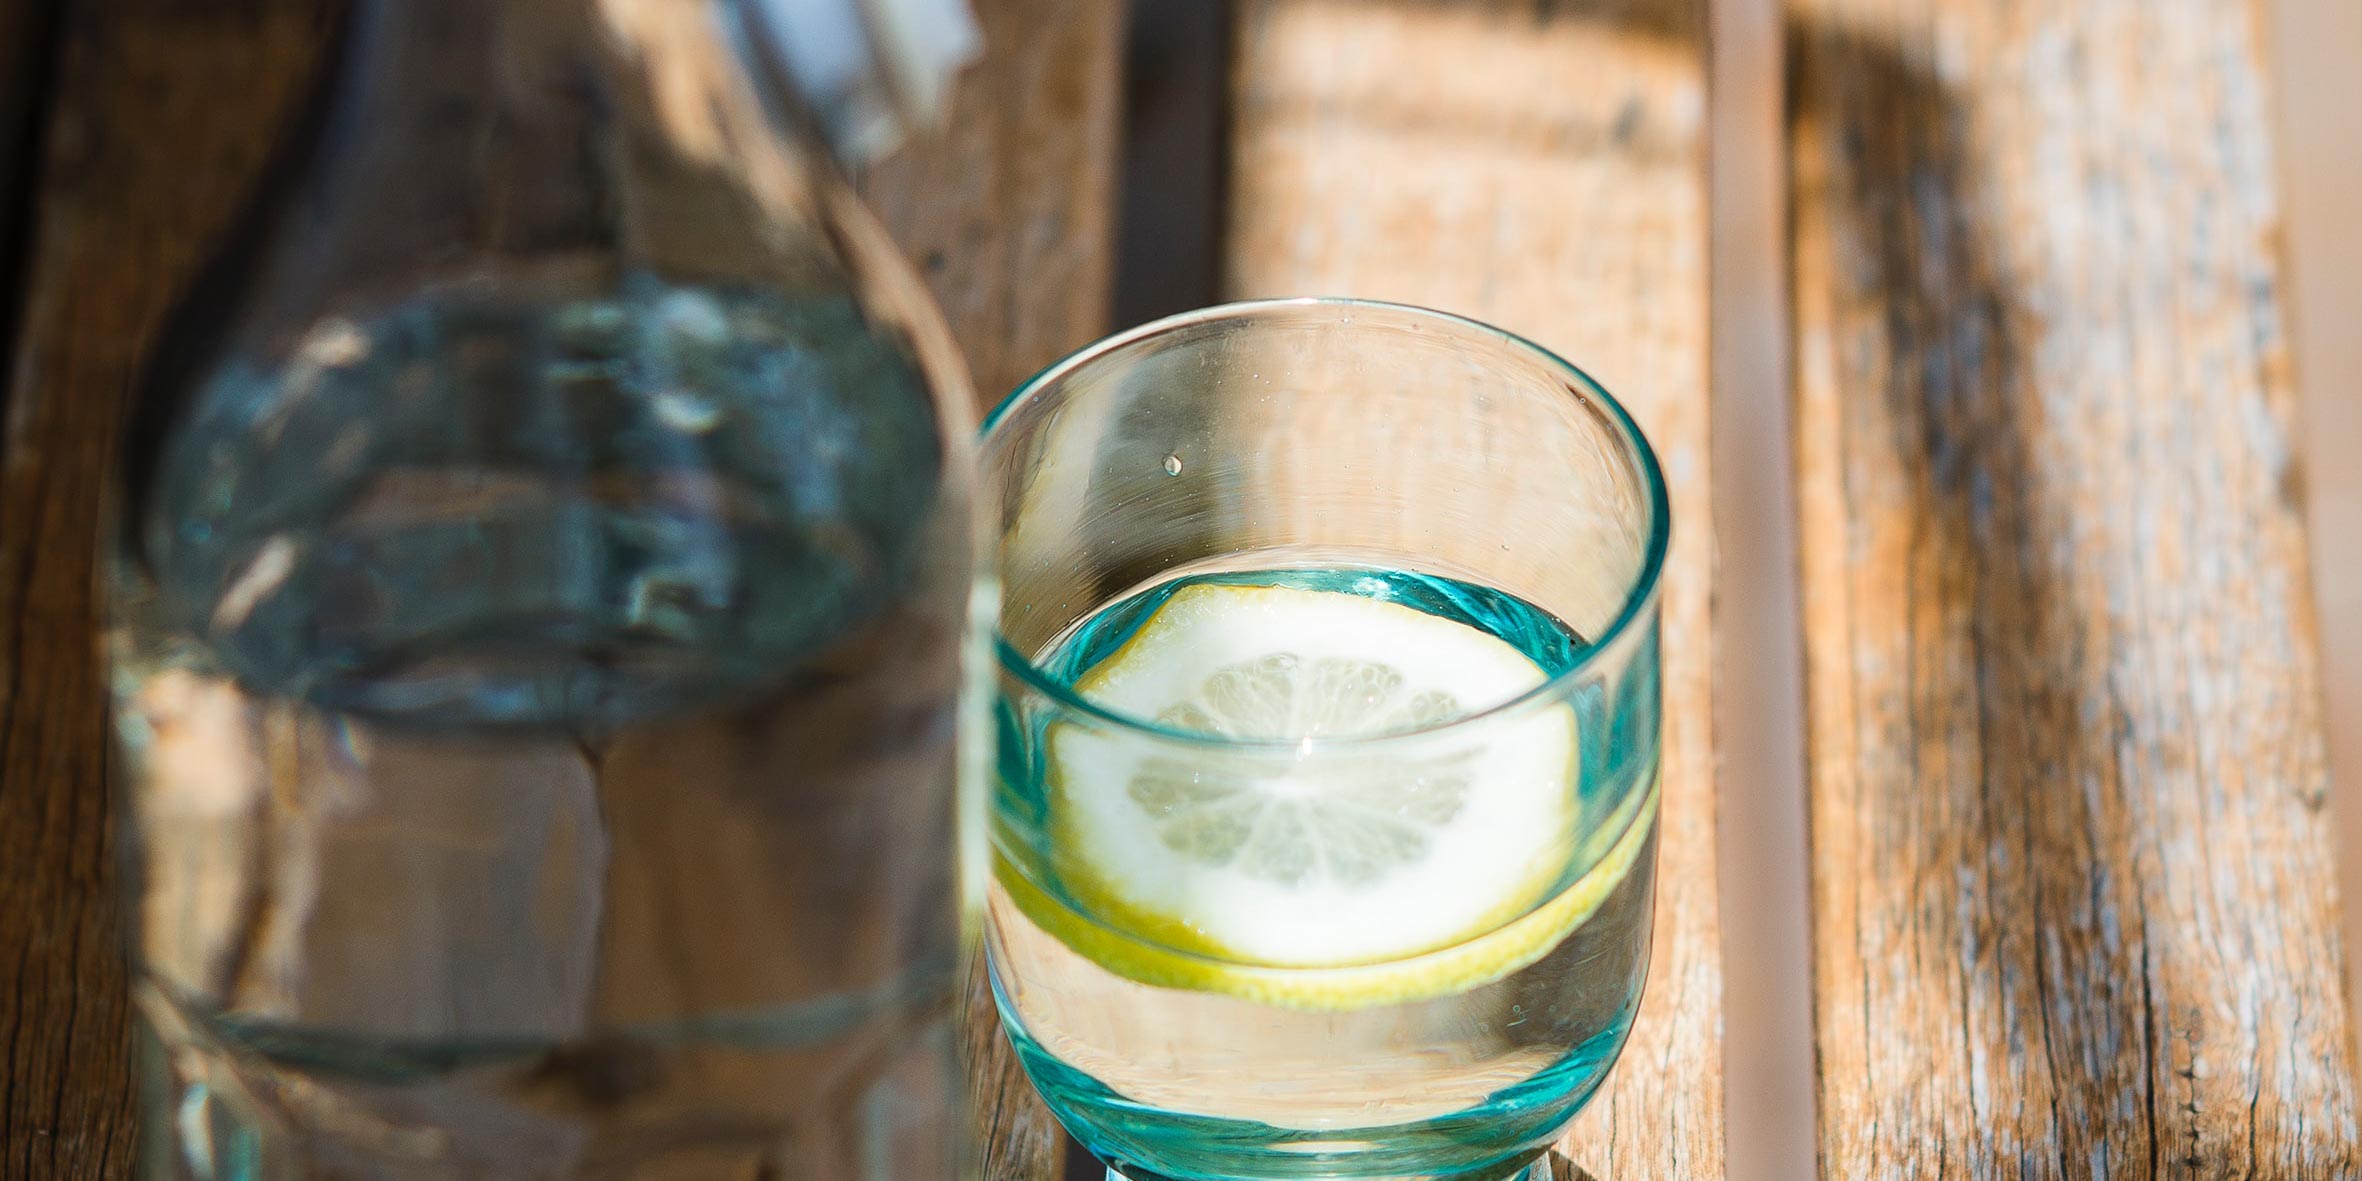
[1162,453,1183,476]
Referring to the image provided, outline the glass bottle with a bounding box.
[108,0,981,1176]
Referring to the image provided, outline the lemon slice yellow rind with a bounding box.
[995,767,1659,1012]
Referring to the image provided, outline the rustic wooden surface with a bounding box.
[0,2,1118,1179]
[1788,0,2362,1174]
[863,3,1123,1178]
[0,5,334,1175]
[1225,1,1724,1177]
[862,0,1121,412]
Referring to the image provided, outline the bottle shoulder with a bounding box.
[127,275,970,729]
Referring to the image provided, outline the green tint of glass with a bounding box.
[979,299,1669,1181]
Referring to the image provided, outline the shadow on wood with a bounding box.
[1789,5,2361,1173]
[1539,1149,1603,1181]
[0,0,66,424]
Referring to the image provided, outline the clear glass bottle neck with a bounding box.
[346,0,953,170]
[262,0,861,321]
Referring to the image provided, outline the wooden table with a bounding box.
[0,0,2352,1177]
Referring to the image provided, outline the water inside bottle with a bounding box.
[113,275,971,1178]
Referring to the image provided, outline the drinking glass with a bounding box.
[978,299,1668,1181]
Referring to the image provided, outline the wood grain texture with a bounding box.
[862,3,1121,1178]
[1787,0,2362,1174]
[0,1,1118,1178]
[1225,2,1723,1177]
[0,4,334,1176]
[861,0,1122,410]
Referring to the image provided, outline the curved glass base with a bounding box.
[1107,1165,1552,1181]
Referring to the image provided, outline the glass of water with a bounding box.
[979,299,1667,1181]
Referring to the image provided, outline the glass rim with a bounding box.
[980,296,1671,751]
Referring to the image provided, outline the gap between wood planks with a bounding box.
[0,0,68,431]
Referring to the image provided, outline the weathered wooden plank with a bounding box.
[862,0,1122,410]
[0,4,332,1175]
[1225,2,1722,1177]
[0,2,1118,1179]
[1787,0,2362,1174]
[862,4,1122,1179]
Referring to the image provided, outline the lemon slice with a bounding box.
[1002,581,1649,1010]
